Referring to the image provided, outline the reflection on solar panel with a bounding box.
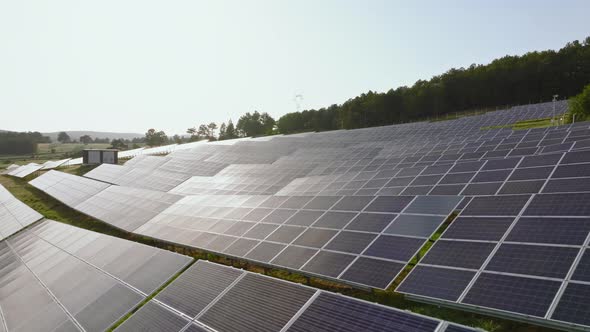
[30,170,111,206]
[397,192,590,331]
[75,185,183,232]
[116,260,478,332]
[85,164,193,192]
[0,184,43,239]
[0,219,191,332]
[135,195,461,289]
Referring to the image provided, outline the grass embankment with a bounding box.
[481,117,564,131]
[0,172,558,332]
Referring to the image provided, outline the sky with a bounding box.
[1,0,589,135]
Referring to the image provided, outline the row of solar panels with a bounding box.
[4,159,71,178]
[29,171,463,289]
[117,260,477,332]
[80,122,590,196]
[0,184,43,239]
[0,187,478,332]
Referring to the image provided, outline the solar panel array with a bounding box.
[26,101,590,330]
[0,184,43,240]
[0,219,191,332]
[398,193,590,330]
[136,194,462,289]
[116,260,477,332]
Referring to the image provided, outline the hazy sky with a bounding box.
[1,0,588,135]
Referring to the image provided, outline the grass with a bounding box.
[0,172,560,332]
[37,142,111,155]
[429,107,499,123]
[107,260,197,331]
[480,117,559,131]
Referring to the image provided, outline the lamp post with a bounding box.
[552,94,559,123]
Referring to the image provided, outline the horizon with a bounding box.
[1,0,589,135]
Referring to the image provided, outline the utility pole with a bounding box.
[552,94,558,123]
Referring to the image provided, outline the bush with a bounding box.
[569,83,590,122]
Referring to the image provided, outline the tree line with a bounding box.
[143,36,590,146]
[0,131,50,155]
[276,37,590,133]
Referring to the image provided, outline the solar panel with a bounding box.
[524,193,590,216]
[462,273,561,317]
[543,177,590,193]
[498,180,544,194]
[0,184,43,239]
[505,217,590,245]
[461,195,530,216]
[551,283,590,327]
[572,250,590,282]
[397,265,476,301]
[485,244,578,278]
[421,240,495,269]
[442,217,514,241]
[384,214,446,238]
[301,250,356,277]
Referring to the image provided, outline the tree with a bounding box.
[110,139,128,150]
[79,135,92,145]
[226,119,237,139]
[172,134,182,144]
[236,111,276,137]
[0,132,38,154]
[57,132,71,143]
[186,127,198,141]
[197,124,209,139]
[145,128,168,146]
[218,120,238,141]
[207,122,218,141]
[218,122,227,140]
[219,119,237,140]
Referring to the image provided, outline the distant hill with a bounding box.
[42,131,143,142]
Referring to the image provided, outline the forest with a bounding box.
[277,37,590,133]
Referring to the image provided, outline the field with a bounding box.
[0,170,559,332]
[0,143,111,169]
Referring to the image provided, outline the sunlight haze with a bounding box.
[1,0,588,134]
